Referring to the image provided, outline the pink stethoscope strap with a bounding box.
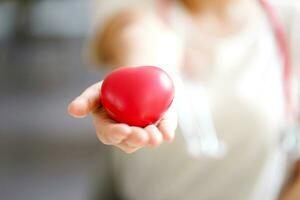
[258,0,295,121]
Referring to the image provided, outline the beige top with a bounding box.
[98,0,300,200]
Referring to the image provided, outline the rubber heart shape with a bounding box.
[100,66,175,127]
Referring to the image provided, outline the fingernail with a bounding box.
[165,126,175,142]
[72,99,88,118]
[125,141,138,148]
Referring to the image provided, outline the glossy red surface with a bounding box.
[100,66,175,127]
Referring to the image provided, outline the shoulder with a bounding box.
[268,0,300,46]
[91,8,163,64]
[269,0,300,72]
[111,8,181,52]
[91,7,182,67]
[269,0,300,26]
[270,0,300,11]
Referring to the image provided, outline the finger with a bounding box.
[116,143,140,154]
[123,127,149,149]
[68,82,102,118]
[158,109,177,142]
[145,125,163,147]
[158,119,176,142]
[93,108,131,145]
[159,103,178,142]
[106,124,132,144]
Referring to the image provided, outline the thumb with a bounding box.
[68,82,102,118]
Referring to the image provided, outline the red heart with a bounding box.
[100,66,175,127]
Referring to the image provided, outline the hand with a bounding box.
[280,161,300,200]
[279,180,300,200]
[68,82,177,153]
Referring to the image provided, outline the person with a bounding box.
[68,0,300,199]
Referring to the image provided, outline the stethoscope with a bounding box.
[157,0,299,158]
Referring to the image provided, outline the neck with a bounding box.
[182,0,237,15]
[188,0,256,37]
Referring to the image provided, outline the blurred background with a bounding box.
[0,0,123,199]
[1,0,299,200]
